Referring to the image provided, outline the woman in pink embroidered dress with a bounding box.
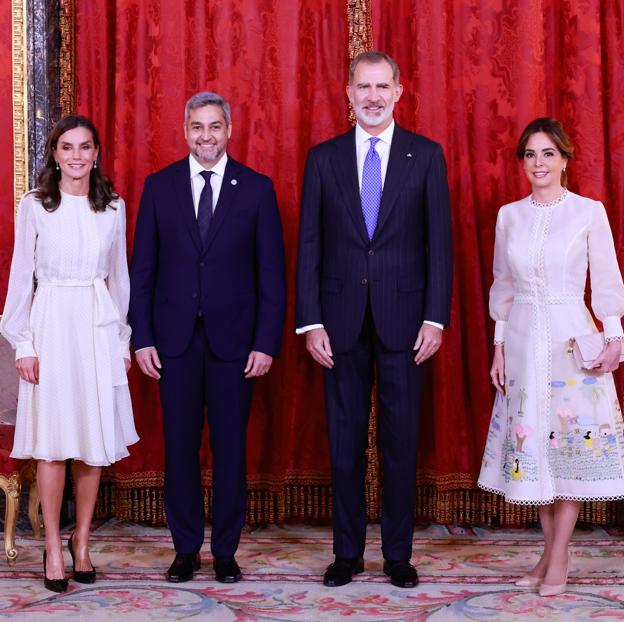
[478,118,624,596]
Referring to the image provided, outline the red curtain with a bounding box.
[75,0,350,519]
[0,0,14,303]
[373,0,624,494]
[63,0,624,524]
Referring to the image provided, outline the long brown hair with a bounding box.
[516,117,574,187]
[35,115,118,212]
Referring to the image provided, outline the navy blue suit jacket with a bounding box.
[296,125,453,353]
[129,156,286,360]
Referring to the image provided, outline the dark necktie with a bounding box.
[197,170,214,244]
[361,137,382,239]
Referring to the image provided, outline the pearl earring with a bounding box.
[93,160,98,169]
[55,161,60,170]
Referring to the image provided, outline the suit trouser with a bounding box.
[159,318,252,557]
[323,305,423,561]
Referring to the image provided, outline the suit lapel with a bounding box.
[202,156,241,252]
[332,129,369,244]
[173,158,202,252]
[374,125,416,239]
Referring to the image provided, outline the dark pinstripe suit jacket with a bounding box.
[295,124,453,353]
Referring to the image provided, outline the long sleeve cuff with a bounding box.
[15,340,37,360]
[494,320,506,345]
[602,316,624,340]
[120,341,131,361]
[296,323,324,334]
[423,320,444,330]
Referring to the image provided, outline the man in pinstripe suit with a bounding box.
[295,51,453,588]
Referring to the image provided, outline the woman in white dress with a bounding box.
[0,115,138,592]
[478,118,624,596]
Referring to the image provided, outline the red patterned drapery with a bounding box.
[373,0,624,524]
[74,0,350,523]
[2,1,622,526]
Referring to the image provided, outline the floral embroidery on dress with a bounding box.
[478,193,624,503]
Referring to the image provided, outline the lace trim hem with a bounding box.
[605,335,624,343]
[477,481,624,505]
[493,340,504,346]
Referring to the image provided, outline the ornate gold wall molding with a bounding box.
[59,0,75,115]
[12,0,28,217]
[347,0,373,61]
[347,0,373,125]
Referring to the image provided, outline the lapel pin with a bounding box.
[407,153,413,158]
[231,179,238,185]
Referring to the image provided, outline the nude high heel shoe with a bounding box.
[539,561,569,597]
[514,574,543,588]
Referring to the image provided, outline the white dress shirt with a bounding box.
[355,120,394,191]
[189,152,228,216]
[296,121,443,334]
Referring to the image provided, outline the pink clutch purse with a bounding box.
[568,333,624,371]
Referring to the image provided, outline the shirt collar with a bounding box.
[355,120,395,147]
[188,152,229,178]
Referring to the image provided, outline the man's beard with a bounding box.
[193,143,223,165]
[353,102,393,127]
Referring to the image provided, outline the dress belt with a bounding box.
[36,277,119,327]
[36,276,123,464]
[514,293,584,305]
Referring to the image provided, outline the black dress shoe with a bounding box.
[383,559,418,588]
[43,551,69,593]
[68,533,96,584]
[214,556,242,583]
[166,552,201,582]
[323,556,364,587]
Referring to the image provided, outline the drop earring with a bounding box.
[55,161,60,170]
[93,160,98,169]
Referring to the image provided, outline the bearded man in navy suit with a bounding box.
[296,52,453,588]
[129,92,286,584]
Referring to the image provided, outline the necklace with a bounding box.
[529,188,569,208]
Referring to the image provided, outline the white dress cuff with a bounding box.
[423,320,444,330]
[16,341,37,360]
[296,323,324,335]
[602,316,624,340]
[494,320,506,345]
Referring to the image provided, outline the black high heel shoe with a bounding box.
[68,533,96,584]
[43,550,69,593]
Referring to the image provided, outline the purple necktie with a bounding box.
[361,137,382,239]
[197,170,214,244]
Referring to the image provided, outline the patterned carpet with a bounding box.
[0,520,623,621]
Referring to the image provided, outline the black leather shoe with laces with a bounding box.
[166,552,201,582]
[322,556,364,587]
[383,559,418,588]
[214,556,242,583]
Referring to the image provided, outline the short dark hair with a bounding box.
[516,117,574,186]
[184,91,231,126]
[348,50,400,84]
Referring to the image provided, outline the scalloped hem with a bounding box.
[477,481,624,505]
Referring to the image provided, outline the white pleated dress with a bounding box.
[478,191,624,504]
[0,191,138,466]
